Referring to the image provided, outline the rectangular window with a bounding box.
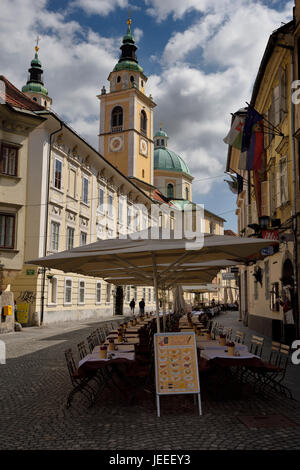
[48,277,57,305]
[143,288,146,300]
[54,158,62,189]
[79,280,85,304]
[118,197,124,225]
[80,231,87,246]
[133,286,137,301]
[0,213,15,249]
[82,176,89,204]
[96,281,102,304]
[279,156,289,205]
[148,288,151,303]
[254,276,258,301]
[69,168,76,198]
[64,278,72,304]
[50,222,60,251]
[106,284,111,303]
[66,227,74,250]
[127,205,132,229]
[126,286,130,302]
[98,186,105,213]
[271,282,280,312]
[0,144,18,176]
[108,193,113,218]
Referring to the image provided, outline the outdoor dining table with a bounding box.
[78,350,136,373]
[196,338,248,352]
[104,337,140,345]
[94,344,135,352]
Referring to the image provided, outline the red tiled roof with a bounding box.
[0,75,44,112]
[153,189,171,205]
[224,229,238,236]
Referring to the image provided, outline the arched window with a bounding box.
[167,183,174,198]
[140,110,147,135]
[111,106,123,129]
[117,76,121,83]
[185,187,189,200]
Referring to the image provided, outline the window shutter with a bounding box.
[261,181,270,216]
[276,166,281,208]
[273,85,280,127]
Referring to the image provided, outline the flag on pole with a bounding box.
[241,106,264,171]
[223,115,245,150]
[224,174,243,194]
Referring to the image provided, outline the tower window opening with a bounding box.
[111,106,123,130]
[130,75,135,83]
[141,80,144,87]
[142,169,145,178]
[167,183,174,198]
[117,76,121,83]
[33,97,37,101]
[185,187,189,200]
[140,110,147,135]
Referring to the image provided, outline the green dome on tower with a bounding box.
[154,148,191,176]
[22,45,48,96]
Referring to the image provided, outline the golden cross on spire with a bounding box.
[127,6,132,26]
[35,35,40,53]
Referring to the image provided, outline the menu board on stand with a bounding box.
[154,332,202,417]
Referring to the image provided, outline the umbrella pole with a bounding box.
[152,253,160,333]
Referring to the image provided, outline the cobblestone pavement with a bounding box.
[0,312,300,450]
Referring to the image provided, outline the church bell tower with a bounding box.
[98,18,156,185]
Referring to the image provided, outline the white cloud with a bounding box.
[133,27,143,43]
[0,0,119,149]
[70,0,129,16]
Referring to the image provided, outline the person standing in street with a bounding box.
[139,298,145,315]
[129,298,135,314]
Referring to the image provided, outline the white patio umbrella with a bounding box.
[27,229,277,332]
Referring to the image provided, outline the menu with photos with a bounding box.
[154,332,200,395]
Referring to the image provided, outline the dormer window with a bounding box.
[140,110,147,135]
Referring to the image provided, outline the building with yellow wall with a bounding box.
[226,18,298,343]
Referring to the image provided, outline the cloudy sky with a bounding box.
[0,0,293,230]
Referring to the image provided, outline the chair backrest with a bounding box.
[278,344,290,370]
[249,335,264,357]
[234,331,245,344]
[64,348,77,382]
[268,341,280,365]
[91,330,99,346]
[77,341,88,360]
[87,334,95,353]
[225,327,232,340]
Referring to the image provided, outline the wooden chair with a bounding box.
[77,341,88,360]
[64,348,97,408]
[234,331,245,344]
[86,334,96,353]
[249,335,264,357]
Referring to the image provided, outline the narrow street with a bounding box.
[1,312,300,450]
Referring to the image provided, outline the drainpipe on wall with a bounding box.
[40,120,63,325]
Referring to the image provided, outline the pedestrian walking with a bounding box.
[139,298,145,314]
[129,298,135,314]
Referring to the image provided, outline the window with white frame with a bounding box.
[48,276,57,305]
[143,288,146,300]
[80,231,87,246]
[126,285,130,302]
[78,279,85,304]
[68,168,76,198]
[66,227,75,250]
[127,205,132,229]
[133,286,137,301]
[279,156,289,205]
[148,288,151,303]
[54,158,62,190]
[106,284,111,303]
[108,192,114,218]
[64,278,72,304]
[96,281,102,304]
[82,176,89,204]
[50,222,60,251]
[118,196,125,226]
[0,144,18,176]
[98,185,105,213]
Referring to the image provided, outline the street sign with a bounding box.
[261,229,279,240]
[26,269,35,275]
[154,332,202,417]
[222,272,235,280]
[261,246,274,256]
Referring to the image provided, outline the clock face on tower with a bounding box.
[109,136,123,152]
[140,138,148,156]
